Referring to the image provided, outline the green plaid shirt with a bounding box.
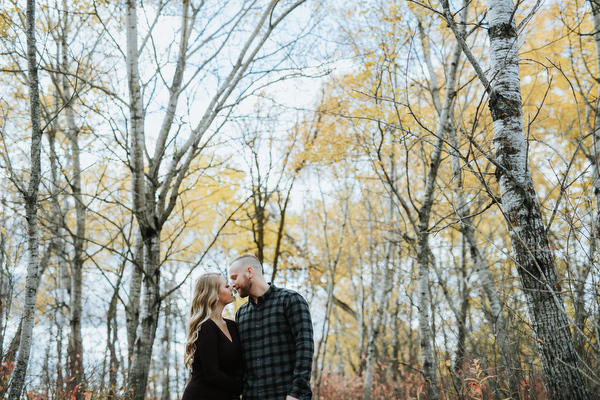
[235,284,314,400]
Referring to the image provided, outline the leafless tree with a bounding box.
[440,0,595,397]
[121,1,311,398]
[6,1,44,398]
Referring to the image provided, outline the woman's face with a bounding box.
[218,276,234,306]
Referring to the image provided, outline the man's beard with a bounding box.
[238,277,253,298]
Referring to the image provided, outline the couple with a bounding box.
[181,254,314,400]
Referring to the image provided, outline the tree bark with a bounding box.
[123,1,308,398]
[127,227,144,370]
[313,199,347,398]
[61,1,86,394]
[453,236,469,373]
[7,1,43,398]
[412,10,466,397]
[363,249,395,400]
[587,0,600,367]
[443,36,521,398]
[590,0,600,244]
[0,215,8,362]
[160,300,172,400]
[48,113,70,397]
[483,0,590,397]
[125,2,162,398]
[0,321,21,399]
[440,0,595,396]
[127,235,162,400]
[107,270,123,400]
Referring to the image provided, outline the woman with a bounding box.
[182,273,244,400]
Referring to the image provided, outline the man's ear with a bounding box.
[246,266,253,278]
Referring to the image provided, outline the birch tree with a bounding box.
[6,1,44,398]
[411,10,468,397]
[591,1,600,252]
[360,6,469,397]
[362,197,395,400]
[586,0,600,370]
[439,0,594,397]
[438,5,521,395]
[59,3,87,394]
[122,1,310,398]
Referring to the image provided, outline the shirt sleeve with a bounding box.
[195,321,244,392]
[284,292,314,399]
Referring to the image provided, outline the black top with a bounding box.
[235,284,314,400]
[182,318,244,400]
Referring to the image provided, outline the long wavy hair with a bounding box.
[184,273,221,370]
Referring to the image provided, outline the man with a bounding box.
[229,254,314,400]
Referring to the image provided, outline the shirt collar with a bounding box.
[253,283,275,305]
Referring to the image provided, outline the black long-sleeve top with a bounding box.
[182,318,244,400]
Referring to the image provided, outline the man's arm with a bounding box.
[285,292,314,399]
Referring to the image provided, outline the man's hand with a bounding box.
[285,396,301,400]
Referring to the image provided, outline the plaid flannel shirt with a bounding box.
[235,284,314,400]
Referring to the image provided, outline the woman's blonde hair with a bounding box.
[184,273,222,370]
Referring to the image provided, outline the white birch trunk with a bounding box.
[313,200,348,397]
[484,0,590,397]
[61,2,86,393]
[106,273,122,400]
[123,1,308,398]
[588,0,600,362]
[591,0,600,244]
[126,227,144,370]
[0,222,5,359]
[364,156,396,400]
[127,235,162,400]
[444,48,521,400]
[160,300,171,400]
[125,2,161,399]
[363,250,395,400]
[7,1,43,398]
[413,10,466,397]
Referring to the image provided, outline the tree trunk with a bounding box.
[413,9,466,396]
[484,0,590,397]
[62,1,86,394]
[125,2,163,398]
[0,321,22,399]
[444,43,521,399]
[0,217,7,361]
[127,227,144,369]
[391,279,402,380]
[313,199,347,398]
[7,1,43,398]
[161,300,172,400]
[123,1,307,398]
[453,236,469,373]
[586,0,600,366]
[252,189,266,265]
[48,122,69,396]
[127,234,162,400]
[591,0,600,245]
[363,259,395,400]
[271,183,294,282]
[107,271,122,400]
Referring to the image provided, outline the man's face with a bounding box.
[229,263,252,298]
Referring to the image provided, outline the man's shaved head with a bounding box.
[230,254,263,275]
